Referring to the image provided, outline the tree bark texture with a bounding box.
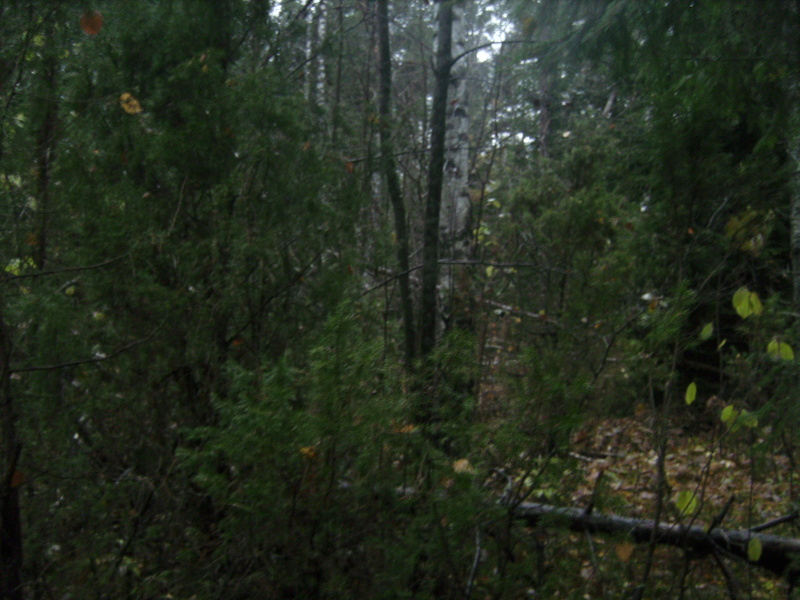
[420,0,454,358]
[377,0,416,369]
[439,0,473,333]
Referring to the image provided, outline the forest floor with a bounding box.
[569,415,792,526]
[533,413,797,598]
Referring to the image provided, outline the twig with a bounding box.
[707,495,736,534]
[711,546,741,600]
[751,511,799,533]
[11,321,164,373]
[4,255,126,282]
[464,527,482,599]
[584,469,604,516]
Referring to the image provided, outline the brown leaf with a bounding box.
[10,471,25,488]
[80,10,103,36]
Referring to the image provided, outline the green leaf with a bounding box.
[732,287,763,319]
[740,409,758,429]
[485,265,495,278]
[675,490,698,517]
[747,537,762,562]
[721,405,756,433]
[767,339,794,361]
[685,382,697,405]
[749,291,764,315]
[4,257,34,276]
[4,258,21,276]
[699,322,714,341]
[720,404,735,423]
[732,287,750,317]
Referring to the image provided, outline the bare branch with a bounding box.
[12,322,164,374]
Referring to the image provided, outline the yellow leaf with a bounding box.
[452,458,474,474]
[392,421,416,434]
[299,446,317,460]
[615,542,635,563]
[119,93,142,115]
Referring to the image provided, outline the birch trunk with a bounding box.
[419,0,454,358]
[439,0,473,333]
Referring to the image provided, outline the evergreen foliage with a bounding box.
[1,0,800,597]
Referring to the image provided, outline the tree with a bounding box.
[439,0,473,334]
[420,0,457,359]
[1,0,799,596]
[377,0,415,369]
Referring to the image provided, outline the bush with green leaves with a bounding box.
[177,306,490,597]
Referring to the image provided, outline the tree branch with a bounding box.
[11,322,164,374]
[514,502,800,582]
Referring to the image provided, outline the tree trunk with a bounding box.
[331,0,345,145]
[791,110,800,313]
[0,301,23,600]
[439,0,473,334]
[514,501,800,583]
[377,0,416,369]
[306,0,323,108]
[34,17,59,270]
[788,1,800,313]
[420,0,455,359]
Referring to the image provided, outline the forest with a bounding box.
[2,1,800,598]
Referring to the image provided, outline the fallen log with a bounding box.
[513,502,800,581]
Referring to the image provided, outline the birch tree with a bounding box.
[420,0,456,358]
[439,0,473,334]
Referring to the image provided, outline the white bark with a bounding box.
[439,0,472,330]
